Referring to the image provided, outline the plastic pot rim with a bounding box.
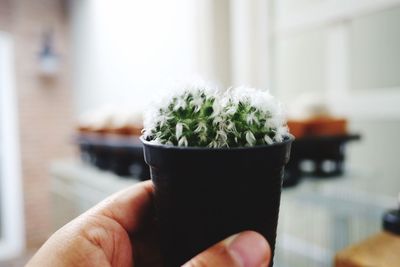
[140,134,294,151]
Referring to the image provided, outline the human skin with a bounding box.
[26,181,270,267]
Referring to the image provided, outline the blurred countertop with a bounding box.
[50,160,139,231]
[50,160,137,194]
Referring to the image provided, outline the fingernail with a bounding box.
[227,231,270,267]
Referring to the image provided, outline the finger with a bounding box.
[183,231,271,267]
[87,180,155,233]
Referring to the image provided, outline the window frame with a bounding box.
[0,32,25,260]
[274,0,400,119]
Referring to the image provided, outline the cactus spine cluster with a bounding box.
[143,84,288,148]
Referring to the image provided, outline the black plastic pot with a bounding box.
[141,136,293,267]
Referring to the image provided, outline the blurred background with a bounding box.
[1,0,400,266]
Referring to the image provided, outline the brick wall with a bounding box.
[0,0,74,248]
[0,0,12,31]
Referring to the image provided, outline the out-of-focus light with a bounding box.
[38,29,59,77]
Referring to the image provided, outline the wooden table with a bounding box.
[335,231,400,267]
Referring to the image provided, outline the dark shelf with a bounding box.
[75,134,150,180]
[283,134,361,188]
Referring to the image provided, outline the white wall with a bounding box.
[69,0,278,115]
[70,0,205,115]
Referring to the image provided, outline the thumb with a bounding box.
[183,231,271,267]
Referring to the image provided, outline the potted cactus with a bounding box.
[141,83,293,267]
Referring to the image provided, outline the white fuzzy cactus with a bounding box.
[143,83,289,148]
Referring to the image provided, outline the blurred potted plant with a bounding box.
[141,82,293,266]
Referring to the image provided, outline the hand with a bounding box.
[26,181,271,267]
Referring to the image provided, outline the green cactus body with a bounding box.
[143,85,288,148]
